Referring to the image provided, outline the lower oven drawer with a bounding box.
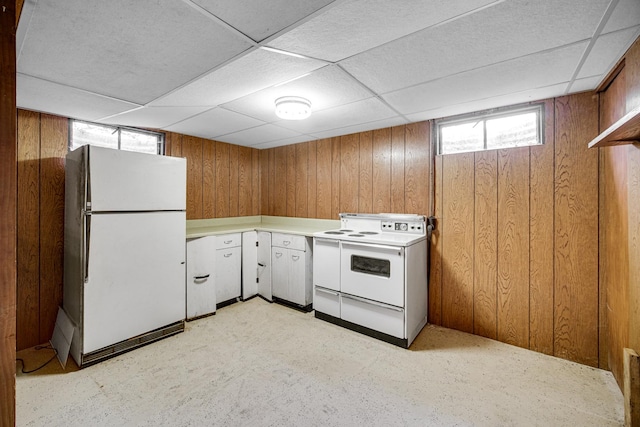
[341,294,404,338]
[314,286,340,318]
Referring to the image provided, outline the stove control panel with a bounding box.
[381,221,424,233]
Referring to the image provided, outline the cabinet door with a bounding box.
[271,247,288,300]
[257,231,272,300]
[313,238,340,291]
[288,249,306,306]
[216,246,241,303]
[186,236,216,319]
[242,231,258,300]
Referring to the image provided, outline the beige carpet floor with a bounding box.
[17,297,623,426]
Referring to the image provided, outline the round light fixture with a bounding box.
[275,96,312,120]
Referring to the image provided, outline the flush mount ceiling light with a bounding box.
[275,96,312,121]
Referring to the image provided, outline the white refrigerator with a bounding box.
[63,145,187,368]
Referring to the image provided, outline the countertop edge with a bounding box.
[186,216,340,239]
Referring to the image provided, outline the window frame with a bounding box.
[68,119,166,155]
[434,103,545,155]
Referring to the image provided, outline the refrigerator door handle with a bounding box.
[83,212,91,283]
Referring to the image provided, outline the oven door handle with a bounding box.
[341,293,404,312]
[341,241,403,253]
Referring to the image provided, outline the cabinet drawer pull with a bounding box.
[258,262,266,267]
[291,255,300,261]
[275,252,283,258]
[194,274,210,280]
[283,240,291,246]
[224,253,233,258]
[224,240,232,244]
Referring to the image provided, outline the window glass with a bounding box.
[70,121,118,151]
[486,112,538,150]
[70,120,164,154]
[121,129,159,154]
[440,121,484,154]
[437,104,543,155]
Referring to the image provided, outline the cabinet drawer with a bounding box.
[216,233,241,248]
[341,294,404,339]
[314,287,340,318]
[271,233,306,251]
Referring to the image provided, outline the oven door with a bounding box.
[340,241,404,307]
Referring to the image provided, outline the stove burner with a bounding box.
[324,231,345,235]
[359,231,379,235]
[348,234,365,237]
[339,229,354,232]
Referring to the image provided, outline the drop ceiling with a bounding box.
[16,0,640,149]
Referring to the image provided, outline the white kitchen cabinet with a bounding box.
[242,231,258,300]
[186,236,216,320]
[257,231,272,301]
[271,247,288,300]
[242,231,273,301]
[271,233,313,309]
[215,233,242,306]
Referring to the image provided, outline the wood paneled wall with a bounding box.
[599,35,640,388]
[2,1,18,424]
[627,36,640,378]
[259,122,431,219]
[16,110,68,350]
[600,66,629,382]
[165,132,260,220]
[431,95,601,367]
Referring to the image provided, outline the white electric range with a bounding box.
[312,213,429,348]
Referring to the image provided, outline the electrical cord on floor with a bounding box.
[16,345,58,374]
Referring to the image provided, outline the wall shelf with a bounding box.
[589,106,640,148]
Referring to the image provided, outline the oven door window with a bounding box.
[351,255,391,278]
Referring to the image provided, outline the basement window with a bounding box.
[69,120,164,155]
[436,103,544,155]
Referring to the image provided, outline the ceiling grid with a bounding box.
[16,0,640,147]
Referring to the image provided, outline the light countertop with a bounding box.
[186,215,340,239]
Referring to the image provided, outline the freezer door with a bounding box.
[83,211,186,353]
[87,145,186,212]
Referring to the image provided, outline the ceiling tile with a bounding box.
[569,76,605,93]
[17,74,141,121]
[275,97,399,134]
[15,0,637,148]
[383,42,587,115]
[250,135,318,149]
[603,0,640,33]
[17,0,252,105]
[221,65,372,122]
[406,83,568,123]
[309,116,409,140]
[340,0,610,94]
[97,106,211,129]
[579,26,640,78]
[150,49,327,107]
[216,124,305,146]
[166,108,265,140]
[267,0,498,62]
[191,0,337,42]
